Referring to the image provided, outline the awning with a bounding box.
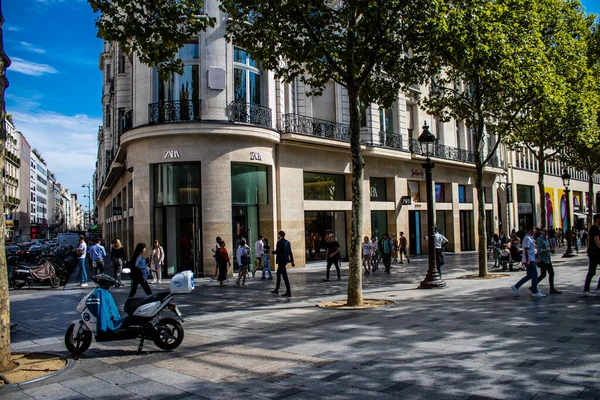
[574,212,588,219]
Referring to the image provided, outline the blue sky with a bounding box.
[4,0,102,210]
[3,0,600,212]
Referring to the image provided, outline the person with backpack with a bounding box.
[211,236,222,281]
[261,241,273,280]
[381,233,394,274]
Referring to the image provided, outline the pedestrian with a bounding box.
[254,234,265,278]
[216,240,231,287]
[572,226,579,252]
[548,226,557,248]
[110,238,125,283]
[211,236,222,281]
[392,234,398,264]
[128,243,152,297]
[370,236,379,272]
[89,238,106,276]
[261,240,273,280]
[537,227,561,294]
[432,227,448,278]
[399,232,409,264]
[581,228,588,247]
[583,214,600,297]
[76,235,88,287]
[236,239,251,286]
[516,226,526,243]
[271,230,295,297]
[323,233,341,281]
[362,236,372,276]
[511,226,545,298]
[381,233,393,274]
[150,239,164,284]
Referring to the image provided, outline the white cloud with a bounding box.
[5,24,23,32]
[20,42,46,54]
[10,110,101,199]
[9,57,58,76]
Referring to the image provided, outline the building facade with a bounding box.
[4,118,21,240]
[29,150,49,239]
[94,0,599,278]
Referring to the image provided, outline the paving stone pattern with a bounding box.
[2,250,600,400]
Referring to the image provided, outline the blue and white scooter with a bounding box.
[64,270,194,355]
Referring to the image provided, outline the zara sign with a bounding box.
[164,150,181,159]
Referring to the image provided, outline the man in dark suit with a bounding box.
[271,230,295,297]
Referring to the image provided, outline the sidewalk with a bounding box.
[3,251,600,400]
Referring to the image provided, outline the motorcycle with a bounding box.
[64,270,194,356]
[9,261,61,289]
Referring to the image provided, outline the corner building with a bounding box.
[98,0,590,278]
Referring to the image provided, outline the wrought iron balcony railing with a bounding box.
[487,155,505,169]
[409,139,476,163]
[148,99,202,125]
[229,101,272,129]
[379,130,403,150]
[281,114,349,142]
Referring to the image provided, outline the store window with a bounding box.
[234,47,262,105]
[458,185,467,203]
[370,178,387,201]
[379,107,393,133]
[408,180,420,202]
[435,183,445,202]
[303,172,345,201]
[154,163,201,206]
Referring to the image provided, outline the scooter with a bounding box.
[9,261,60,289]
[64,270,194,356]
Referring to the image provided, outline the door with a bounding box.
[154,205,201,277]
[409,211,421,255]
[460,211,475,251]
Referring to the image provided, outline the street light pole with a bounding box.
[562,170,573,258]
[82,183,91,228]
[418,122,446,289]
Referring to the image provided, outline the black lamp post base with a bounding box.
[419,272,447,289]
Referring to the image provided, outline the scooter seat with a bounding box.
[124,292,171,315]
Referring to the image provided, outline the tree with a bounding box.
[0,0,11,372]
[420,0,550,277]
[507,0,594,230]
[87,0,216,77]
[220,0,442,305]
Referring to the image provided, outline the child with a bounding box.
[262,244,273,280]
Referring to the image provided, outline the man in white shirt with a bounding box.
[433,227,448,278]
[76,235,88,287]
[255,235,264,278]
[511,226,545,298]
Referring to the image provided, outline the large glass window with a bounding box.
[305,211,347,262]
[435,183,445,202]
[458,185,467,203]
[304,172,346,201]
[155,42,200,103]
[234,47,262,105]
[154,163,201,206]
[231,164,268,205]
[379,107,393,133]
[370,178,387,201]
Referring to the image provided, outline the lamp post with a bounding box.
[418,122,446,289]
[561,170,574,258]
[82,183,91,229]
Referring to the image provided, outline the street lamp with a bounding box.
[82,183,91,228]
[418,122,446,289]
[561,170,574,258]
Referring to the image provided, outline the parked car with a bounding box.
[5,245,24,260]
[26,245,47,263]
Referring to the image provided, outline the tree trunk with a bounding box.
[0,0,12,372]
[475,159,488,277]
[588,173,594,230]
[346,85,364,306]
[537,144,546,228]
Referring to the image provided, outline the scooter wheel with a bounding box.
[9,277,24,289]
[153,318,184,351]
[50,275,60,288]
[65,323,92,355]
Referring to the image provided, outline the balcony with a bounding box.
[409,139,475,163]
[149,99,202,125]
[229,102,272,129]
[281,114,349,142]
[487,155,505,169]
[379,130,403,150]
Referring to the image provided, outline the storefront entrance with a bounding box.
[152,163,202,277]
[409,210,422,255]
[460,211,475,251]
